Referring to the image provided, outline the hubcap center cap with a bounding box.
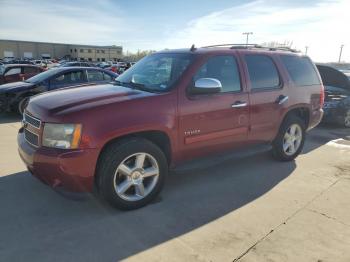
[131,171,143,183]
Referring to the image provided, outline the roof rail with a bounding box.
[200,44,300,53]
[201,43,259,48]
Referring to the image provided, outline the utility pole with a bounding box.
[242,32,253,46]
[338,44,344,63]
[305,46,308,55]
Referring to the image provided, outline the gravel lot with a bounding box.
[0,113,349,262]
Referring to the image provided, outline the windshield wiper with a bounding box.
[114,80,154,93]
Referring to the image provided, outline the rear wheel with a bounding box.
[96,138,168,210]
[272,115,306,161]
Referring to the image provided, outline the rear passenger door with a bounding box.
[23,66,41,79]
[86,69,110,84]
[241,53,287,142]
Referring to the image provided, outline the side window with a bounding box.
[5,67,21,76]
[87,70,104,82]
[245,55,280,90]
[280,55,320,86]
[23,67,39,74]
[193,55,241,93]
[50,71,85,88]
[103,72,113,81]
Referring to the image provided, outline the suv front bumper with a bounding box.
[17,128,99,192]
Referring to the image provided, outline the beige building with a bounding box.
[0,39,123,62]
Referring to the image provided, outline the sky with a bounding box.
[0,0,349,62]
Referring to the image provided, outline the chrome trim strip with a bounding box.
[231,102,248,108]
[24,112,41,129]
[24,128,39,148]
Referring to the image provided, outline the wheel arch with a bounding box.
[281,106,310,129]
[97,130,172,167]
[94,130,172,190]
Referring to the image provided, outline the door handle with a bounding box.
[276,95,289,105]
[231,101,248,108]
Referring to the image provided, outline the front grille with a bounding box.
[24,113,41,129]
[24,129,39,147]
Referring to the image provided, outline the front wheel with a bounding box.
[272,115,306,161]
[96,138,168,210]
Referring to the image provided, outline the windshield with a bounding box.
[25,69,61,83]
[116,53,193,92]
[0,65,4,75]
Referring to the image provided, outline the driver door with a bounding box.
[178,55,249,159]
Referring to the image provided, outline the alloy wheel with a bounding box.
[113,152,159,201]
[283,124,303,156]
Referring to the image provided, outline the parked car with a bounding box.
[106,62,128,74]
[0,67,117,114]
[0,64,44,85]
[33,60,53,69]
[60,62,94,67]
[345,72,350,80]
[316,64,350,127]
[95,62,111,68]
[18,45,324,210]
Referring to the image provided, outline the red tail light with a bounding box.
[320,84,325,108]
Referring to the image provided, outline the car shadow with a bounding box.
[0,150,295,262]
[303,124,350,154]
[0,112,21,124]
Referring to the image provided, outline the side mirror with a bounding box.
[192,78,222,95]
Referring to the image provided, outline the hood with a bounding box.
[316,64,350,90]
[0,81,34,93]
[28,83,154,116]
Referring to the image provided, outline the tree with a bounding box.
[123,50,156,62]
[260,40,294,48]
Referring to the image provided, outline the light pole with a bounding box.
[338,44,344,63]
[242,32,253,46]
[305,46,308,55]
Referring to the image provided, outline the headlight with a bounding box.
[42,123,82,149]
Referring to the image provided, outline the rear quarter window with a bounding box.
[280,55,320,86]
[23,67,40,74]
[245,55,280,90]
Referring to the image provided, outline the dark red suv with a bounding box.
[0,64,44,84]
[18,45,324,209]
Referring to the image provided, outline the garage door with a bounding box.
[24,52,33,58]
[4,51,14,58]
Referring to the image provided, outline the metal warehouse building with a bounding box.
[0,39,123,62]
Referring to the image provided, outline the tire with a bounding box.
[96,138,168,210]
[272,115,306,161]
[343,110,350,128]
[17,96,30,115]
